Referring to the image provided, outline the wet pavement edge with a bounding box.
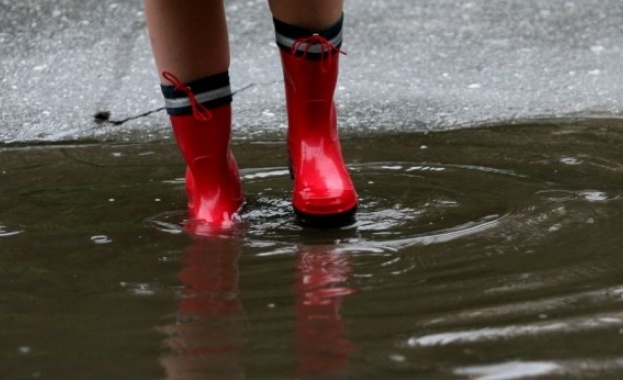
[2,0,623,144]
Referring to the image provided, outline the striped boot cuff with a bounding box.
[161,72,232,116]
[273,14,344,58]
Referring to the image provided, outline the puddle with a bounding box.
[2,118,623,379]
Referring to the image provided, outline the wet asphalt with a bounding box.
[1,0,623,144]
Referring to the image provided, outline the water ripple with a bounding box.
[424,284,623,327]
[407,312,623,347]
[0,222,24,238]
[238,162,524,249]
[145,211,186,235]
[455,361,562,380]
[455,358,623,379]
[147,159,621,271]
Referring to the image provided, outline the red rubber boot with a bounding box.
[162,71,243,228]
[280,36,358,225]
[170,104,243,227]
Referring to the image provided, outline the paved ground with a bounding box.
[2,0,623,144]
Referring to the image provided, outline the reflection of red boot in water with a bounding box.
[295,245,356,378]
[160,237,244,380]
[162,72,244,228]
[275,16,358,225]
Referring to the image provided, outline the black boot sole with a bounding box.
[294,205,357,228]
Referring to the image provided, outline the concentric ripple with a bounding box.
[0,222,24,238]
[238,162,533,249]
[148,161,536,250]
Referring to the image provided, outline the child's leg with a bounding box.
[268,0,343,30]
[268,0,358,225]
[145,0,230,82]
[145,0,243,228]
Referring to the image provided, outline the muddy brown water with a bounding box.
[2,118,623,379]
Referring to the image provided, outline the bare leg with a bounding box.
[144,0,229,83]
[268,0,343,30]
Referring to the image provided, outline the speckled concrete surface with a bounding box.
[2,0,623,143]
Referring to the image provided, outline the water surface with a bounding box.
[2,118,623,379]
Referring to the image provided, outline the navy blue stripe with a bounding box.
[164,96,232,116]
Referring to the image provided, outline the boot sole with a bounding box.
[294,205,357,228]
[288,158,357,228]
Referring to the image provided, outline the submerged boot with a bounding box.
[274,16,358,226]
[161,71,243,227]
